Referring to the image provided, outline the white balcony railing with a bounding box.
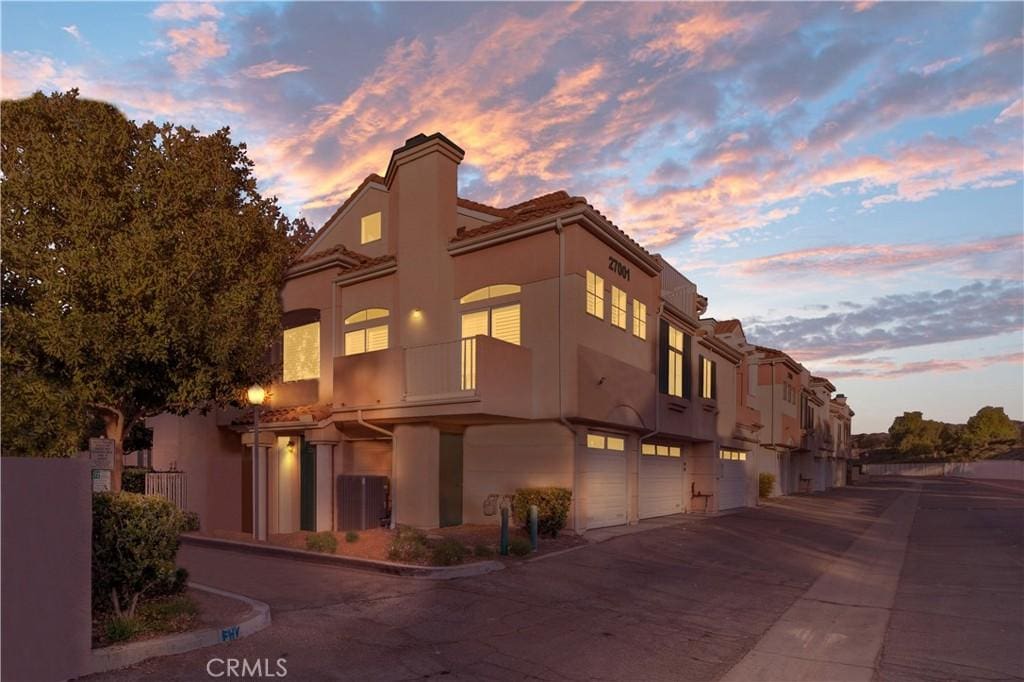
[404,338,478,400]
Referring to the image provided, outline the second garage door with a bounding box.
[639,444,682,518]
[583,434,628,529]
[718,449,748,510]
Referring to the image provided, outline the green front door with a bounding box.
[300,440,316,531]
[439,433,463,527]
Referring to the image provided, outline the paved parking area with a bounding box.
[85,478,1022,681]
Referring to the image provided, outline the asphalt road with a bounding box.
[84,478,1023,681]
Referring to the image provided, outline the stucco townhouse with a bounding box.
[148,132,853,538]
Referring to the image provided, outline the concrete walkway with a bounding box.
[722,482,921,682]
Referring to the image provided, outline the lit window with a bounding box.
[719,449,747,461]
[669,446,681,458]
[460,304,520,346]
[587,433,606,449]
[460,284,521,304]
[656,445,669,456]
[344,308,390,356]
[588,432,625,452]
[360,212,382,244]
[642,443,656,455]
[611,287,627,329]
[642,442,682,457]
[668,325,684,398]
[700,356,715,399]
[283,322,320,382]
[606,436,625,451]
[586,271,604,319]
[632,300,647,339]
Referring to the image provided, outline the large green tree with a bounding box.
[887,411,943,456]
[962,406,1018,448]
[2,90,307,487]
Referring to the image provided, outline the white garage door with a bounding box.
[639,450,682,519]
[718,449,748,510]
[583,448,627,529]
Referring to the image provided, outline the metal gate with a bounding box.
[145,472,187,511]
[336,475,389,531]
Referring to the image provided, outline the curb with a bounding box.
[84,583,270,676]
[181,534,505,580]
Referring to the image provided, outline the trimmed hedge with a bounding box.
[511,487,572,538]
[93,492,189,619]
[122,467,147,493]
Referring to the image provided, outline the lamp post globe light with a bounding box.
[247,384,265,540]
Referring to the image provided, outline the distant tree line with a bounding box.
[853,406,1022,460]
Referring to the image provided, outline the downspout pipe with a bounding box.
[639,301,666,447]
[555,218,579,529]
[356,409,396,527]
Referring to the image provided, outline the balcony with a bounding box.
[333,336,532,418]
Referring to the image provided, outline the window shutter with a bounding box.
[366,324,389,352]
[491,304,521,346]
[711,360,717,400]
[658,319,669,394]
[683,334,692,398]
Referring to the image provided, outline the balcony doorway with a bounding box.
[439,432,464,527]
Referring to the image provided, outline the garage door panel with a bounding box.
[639,457,682,519]
[584,451,627,529]
[719,460,747,510]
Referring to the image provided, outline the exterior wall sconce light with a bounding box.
[411,308,423,320]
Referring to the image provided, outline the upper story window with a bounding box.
[632,300,647,340]
[344,308,389,355]
[283,321,320,382]
[459,284,521,346]
[360,212,382,244]
[699,355,717,399]
[586,271,604,319]
[662,323,689,398]
[610,286,627,329]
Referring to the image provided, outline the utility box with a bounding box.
[336,475,389,530]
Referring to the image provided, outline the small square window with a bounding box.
[587,433,605,449]
[361,212,382,244]
[606,436,625,451]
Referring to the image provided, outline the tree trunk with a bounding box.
[101,408,125,492]
[111,588,123,618]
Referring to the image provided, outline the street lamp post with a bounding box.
[247,384,266,541]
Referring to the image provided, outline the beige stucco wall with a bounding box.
[393,423,440,528]
[462,422,574,526]
[1,457,92,681]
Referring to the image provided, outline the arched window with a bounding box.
[459,284,521,304]
[459,285,521,390]
[344,308,389,356]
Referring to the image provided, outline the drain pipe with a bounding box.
[356,409,396,527]
[555,218,579,528]
[639,302,666,447]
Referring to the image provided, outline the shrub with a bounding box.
[387,526,428,562]
[430,538,469,566]
[181,511,200,532]
[122,467,147,493]
[508,537,532,557]
[105,616,142,643]
[93,492,185,619]
[306,531,338,554]
[473,543,495,558]
[345,531,359,543]
[511,487,572,538]
[147,567,190,599]
[758,473,776,498]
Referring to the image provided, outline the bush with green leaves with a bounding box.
[430,538,469,566]
[508,537,533,557]
[105,616,142,643]
[758,473,776,498]
[181,510,200,532]
[473,543,495,558]
[92,492,189,619]
[387,526,428,563]
[345,531,359,543]
[306,531,338,554]
[121,467,147,493]
[512,487,572,537]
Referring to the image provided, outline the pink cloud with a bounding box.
[816,352,1024,380]
[242,61,310,79]
[166,21,228,75]
[151,3,222,21]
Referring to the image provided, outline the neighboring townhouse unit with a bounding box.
[148,132,853,537]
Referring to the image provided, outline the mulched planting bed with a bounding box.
[92,587,249,649]
[195,523,586,566]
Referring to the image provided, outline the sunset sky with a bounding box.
[3,2,1022,431]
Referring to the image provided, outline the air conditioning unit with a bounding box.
[336,475,389,530]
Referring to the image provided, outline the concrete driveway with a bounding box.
[85,478,1023,681]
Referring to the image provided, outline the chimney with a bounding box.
[835,394,847,405]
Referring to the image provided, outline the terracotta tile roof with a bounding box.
[450,190,654,261]
[456,197,511,218]
[290,242,395,269]
[714,319,742,335]
[233,404,331,426]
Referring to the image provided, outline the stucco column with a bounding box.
[314,443,334,531]
[242,431,275,541]
[393,424,439,529]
